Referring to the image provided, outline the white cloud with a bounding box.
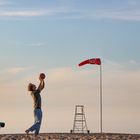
[129,60,139,65]
[82,7,140,21]
[6,66,33,75]
[0,10,45,17]
[0,4,140,21]
[0,62,140,133]
[0,0,140,21]
[27,42,45,47]
[43,4,140,21]
[46,64,140,133]
[0,6,71,18]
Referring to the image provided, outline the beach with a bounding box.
[0,133,140,140]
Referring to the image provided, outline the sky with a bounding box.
[0,0,140,134]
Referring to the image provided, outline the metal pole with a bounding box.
[100,64,103,133]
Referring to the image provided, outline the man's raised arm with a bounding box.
[37,79,45,91]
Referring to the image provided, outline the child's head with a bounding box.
[28,83,36,91]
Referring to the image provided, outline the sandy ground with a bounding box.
[0,133,140,140]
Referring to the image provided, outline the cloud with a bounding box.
[129,60,139,65]
[0,2,140,21]
[0,62,140,133]
[72,7,139,22]
[7,66,32,75]
[27,42,45,47]
[46,64,140,133]
[0,10,45,17]
[0,0,140,22]
[1,8,140,21]
[0,5,71,18]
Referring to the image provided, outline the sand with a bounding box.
[0,133,140,140]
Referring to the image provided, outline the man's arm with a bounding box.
[37,79,45,91]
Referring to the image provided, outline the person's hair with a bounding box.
[28,83,34,91]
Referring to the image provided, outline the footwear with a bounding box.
[34,133,39,137]
[25,129,29,134]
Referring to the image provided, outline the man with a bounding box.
[25,75,45,136]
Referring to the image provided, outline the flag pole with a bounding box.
[78,58,103,133]
[100,64,103,133]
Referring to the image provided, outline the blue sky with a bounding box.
[0,0,140,134]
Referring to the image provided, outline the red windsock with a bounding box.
[78,58,101,66]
